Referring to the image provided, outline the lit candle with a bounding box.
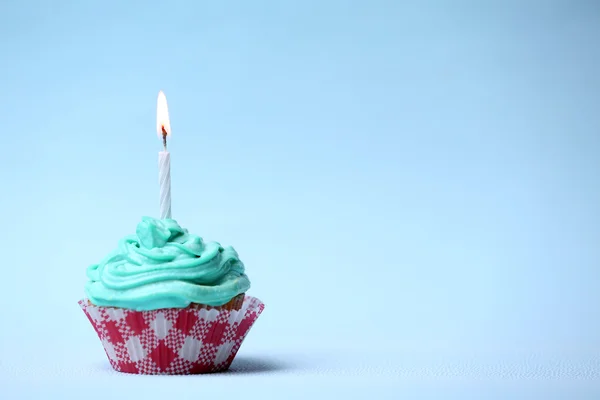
[156,91,172,220]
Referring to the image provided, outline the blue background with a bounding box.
[1,0,599,398]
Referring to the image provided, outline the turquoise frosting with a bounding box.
[85,217,250,311]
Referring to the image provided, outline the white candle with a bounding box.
[157,91,172,220]
[158,151,171,219]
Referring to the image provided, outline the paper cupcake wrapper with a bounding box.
[79,296,264,375]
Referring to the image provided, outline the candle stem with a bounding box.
[159,150,172,220]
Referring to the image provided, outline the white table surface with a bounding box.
[2,339,599,399]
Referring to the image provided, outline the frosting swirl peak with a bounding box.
[85,217,250,311]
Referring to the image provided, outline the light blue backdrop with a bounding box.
[1,0,599,398]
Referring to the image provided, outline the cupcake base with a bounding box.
[79,295,264,375]
[189,293,246,311]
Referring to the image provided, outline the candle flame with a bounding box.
[156,91,171,137]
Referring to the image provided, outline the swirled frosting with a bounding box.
[85,217,250,311]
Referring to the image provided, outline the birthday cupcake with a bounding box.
[80,216,264,374]
[79,92,264,374]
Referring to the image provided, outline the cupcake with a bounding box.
[79,216,264,375]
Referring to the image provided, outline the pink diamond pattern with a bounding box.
[79,296,264,375]
[163,325,186,351]
[190,319,211,342]
[196,342,218,365]
[164,356,195,375]
[148,341,177,371]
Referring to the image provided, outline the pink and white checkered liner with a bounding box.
[79,296,264,375]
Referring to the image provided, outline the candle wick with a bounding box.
[162,126,168,151]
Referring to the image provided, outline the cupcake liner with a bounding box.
[79,296,264,375]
